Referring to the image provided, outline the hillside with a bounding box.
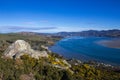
[0,33,120,80]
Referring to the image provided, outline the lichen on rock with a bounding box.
[3,40,48,59]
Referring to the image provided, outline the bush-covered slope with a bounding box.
[0,33,120,80]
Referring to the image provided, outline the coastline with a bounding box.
[49,37,120,66]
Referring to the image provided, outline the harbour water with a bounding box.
[49,37,120,65]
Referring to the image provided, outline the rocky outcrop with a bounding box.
[3,40,48,59]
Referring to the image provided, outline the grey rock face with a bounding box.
[4,40,48,59]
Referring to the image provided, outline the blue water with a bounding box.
[49,37,120,65]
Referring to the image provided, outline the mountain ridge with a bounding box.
[15,29,120,37]
[54,29,120,37]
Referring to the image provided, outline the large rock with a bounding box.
[4,40,48,59]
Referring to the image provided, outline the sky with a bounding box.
[0,0,120,33]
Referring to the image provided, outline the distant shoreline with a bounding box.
[97,39,120,49]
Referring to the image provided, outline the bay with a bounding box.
[49,37,120,65]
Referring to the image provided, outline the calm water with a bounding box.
[49,37,120,65]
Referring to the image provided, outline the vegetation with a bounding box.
[0,33,61,53]
[0,33,120,80]
[0,54,120,80]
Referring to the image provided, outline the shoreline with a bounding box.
[49,37,120,66]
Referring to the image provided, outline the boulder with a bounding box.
[3,40,48,59]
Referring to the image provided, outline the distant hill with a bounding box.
[17,32,64,39]
[54,29,120,37]
[17,32,38,36]
[15,29,120,37]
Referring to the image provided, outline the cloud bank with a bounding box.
[0,26,57,33]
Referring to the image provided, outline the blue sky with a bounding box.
[0,0,120,33]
